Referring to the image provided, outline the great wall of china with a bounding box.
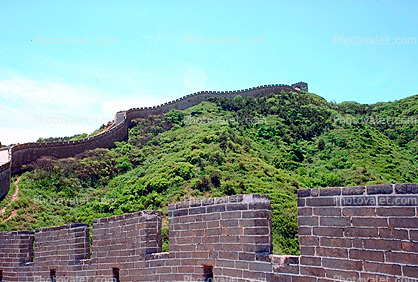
[1,81,417,281]
[0,82,307,200]
[0,184,417,281]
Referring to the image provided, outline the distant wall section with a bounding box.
[10,122,128,173]
[0,163,10,200]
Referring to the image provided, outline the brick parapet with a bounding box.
[167,194,274,281]
[297,183,418,281]
[1,184,416,281]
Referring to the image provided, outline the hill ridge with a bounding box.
[0,82,307,200]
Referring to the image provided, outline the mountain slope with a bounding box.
[0,90,417,255]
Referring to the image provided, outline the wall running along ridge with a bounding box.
[0,183,417,281]
[0,82,307,201]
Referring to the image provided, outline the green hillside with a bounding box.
[1,90,417,255]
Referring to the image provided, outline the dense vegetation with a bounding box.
[1,90,417,255]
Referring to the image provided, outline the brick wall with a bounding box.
[0,163,10,200]
[165,194,274,281]
[9,121,128,173]
[31,223,90,279]
[0,231,34,280]
[295,183,418,281]
[91,210,162,280]
[2,183,415,281]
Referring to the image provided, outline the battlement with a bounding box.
[0,184,417,281]
[291,82,308,92]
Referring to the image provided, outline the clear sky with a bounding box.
[0,0,417,145]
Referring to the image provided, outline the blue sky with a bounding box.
[0,0,417,145]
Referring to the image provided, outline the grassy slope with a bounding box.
[0,91,417,255]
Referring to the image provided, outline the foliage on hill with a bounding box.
[1,90,417,255]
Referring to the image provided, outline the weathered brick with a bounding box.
[298,216,319,226]
[367,184,393,195]
[402,265,418,278]
[297,198,306,207]
[320,217,350,227]
[410,230,418,241]
[320,237,351,248]
[325,269,359,281]
[173,208,189,217]
[313,227,343,237]
[363,261,401,276]
[306,197,337,207]
[188,207,206,215]
[352,217,388,227]
[316,247,348,258]
[313,207,341,216]
[394,183,418,194]
[319,188,341,196]
[342,207,375,217]
[298,227,312,236]
[300,246,315,256]
[376,207,415,216]
[241,210,269,219]
[349,249,384,262]
[363,239,401,251]
[311,189,320,197]
[321,258,362,271]
[239,252,255,261]
[389,217,418,228]
[386,251,418,265]
[227,203,248,211]
[300,256,321,266]
[298,207,313,216]
[248,261,273,272]
[342,186,365,195]
[299,236,319,247]
[243,227,269,236]
[344,227,378,238]
[378,228,409,240]
[206,204,226,213]
[300,266,325,277]
[297,189,311,198]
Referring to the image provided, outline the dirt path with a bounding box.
[0,176,20,222]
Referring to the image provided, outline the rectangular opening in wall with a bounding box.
[112,267,120,282]
[50,269,56,282]
[0,269,3,282]
[202,264,213,282]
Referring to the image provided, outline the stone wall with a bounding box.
[293,183,418,281]
[0,163,11,200]
[10,122,128,173]
[0,184,417,281]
